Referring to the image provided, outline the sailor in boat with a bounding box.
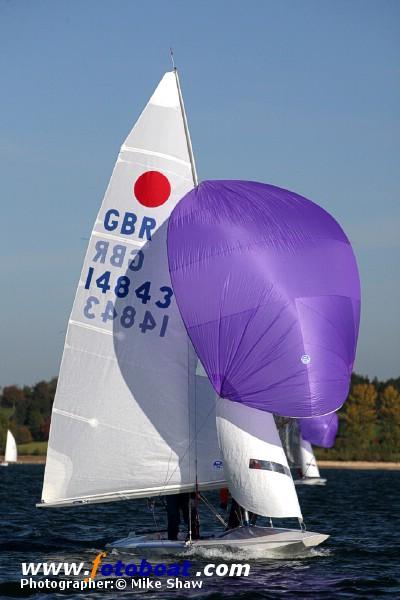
[166,493,200,540]
[220,488,257,529]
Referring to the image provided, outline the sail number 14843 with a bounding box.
[82,266,172,337]
[84,267,173,307]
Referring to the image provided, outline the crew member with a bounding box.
[219,488,257,529]
[166,493,200,540]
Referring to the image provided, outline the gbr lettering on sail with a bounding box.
[76,70,195,347]
[81,169,178,340]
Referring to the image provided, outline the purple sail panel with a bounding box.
[299,413,339,448]
[167,180,361,418]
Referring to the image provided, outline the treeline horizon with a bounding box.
[0,373,399,461]
[314,373,400,462]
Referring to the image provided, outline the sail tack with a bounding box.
[40,73,224,507]
[167,180,361,418]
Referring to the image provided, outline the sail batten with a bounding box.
[90,231,147,247]
[68,320,114,336]
[121,145,192,167]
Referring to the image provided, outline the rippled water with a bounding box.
[0,466,399,598]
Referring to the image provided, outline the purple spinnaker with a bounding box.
[167,180,360,418]
[299,413,339,448]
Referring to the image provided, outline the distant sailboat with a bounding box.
[1,430,17,466]
[295,436,327,486]
[38,67,360,556]
[294,414,339,485]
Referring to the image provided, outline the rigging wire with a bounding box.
[199,493,227,529]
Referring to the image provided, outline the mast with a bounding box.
[174,67,199,186]
[173,58,200,543]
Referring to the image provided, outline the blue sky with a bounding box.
[1,0,399,385]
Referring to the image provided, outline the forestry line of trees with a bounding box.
[0,374,399,460]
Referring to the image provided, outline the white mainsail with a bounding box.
[40,72,225,507]
[299,437,320,478]
[216,398,302,519]
[4,430,17,463]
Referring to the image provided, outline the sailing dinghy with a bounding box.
[38,69,360,556]
[1,430,17,467]
[295,437,327,486]
[277,418,326,485]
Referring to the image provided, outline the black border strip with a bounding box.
[249,458,291,477]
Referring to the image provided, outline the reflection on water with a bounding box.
[0,465,399,598]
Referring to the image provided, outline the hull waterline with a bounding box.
[294,477,327,486]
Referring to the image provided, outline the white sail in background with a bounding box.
[299,437,320,478]
[4,430,17,463]
[216,398,302,519]
[40,72,225,507]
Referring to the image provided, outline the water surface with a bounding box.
[0,466,399,598]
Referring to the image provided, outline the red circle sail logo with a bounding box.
[134,171,171,208]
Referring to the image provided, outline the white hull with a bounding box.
[294,477,327,486]
[0,462,9,467]
[108,525,328,557]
